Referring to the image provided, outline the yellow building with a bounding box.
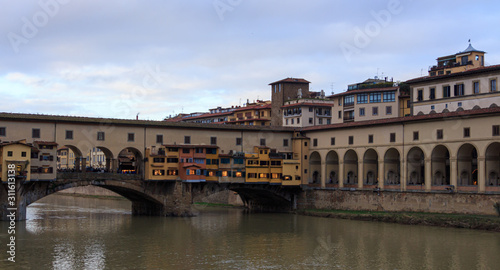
[428,43,485,76]
[228,101,272,126]
[0,140,31,182]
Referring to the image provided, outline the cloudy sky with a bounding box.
[1,0,499,120]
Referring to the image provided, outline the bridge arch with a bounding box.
[325,150,339,184]
[343,150,358,185]
[309,151,321,184]
[58,145,84,172]
[384,148,400,185]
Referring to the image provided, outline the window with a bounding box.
[236,137,242,145]
[260,138,266,146]
[359,108,365,116]
[454,83,464,96]
[153,157,165,163]
[21,151,26,157]
[167,158,178,163]
[344,95,355,106]
[429,88,435,100]
[386,106,392,115]
[156,134,163,144]
[182,148,190,154]
[338,111,342,119]
[283,139,289,147]
[210,137,217,145]
[357,94,368,104]
[318,118,323,124]
[473,81,480,94]
[184,136,191,144]
[326,118,331,124]
[97,131,105,141]
[65,130,73,140]
[390,133,396,142]
[413,131,419,141]
[368,135,373,143]
[348,136,354,145]
[431,105,435,110]
[291,119,294,125]
[383,91,395,102]
[491,79,497,92]
[464,127,470,138]
[313,138,318,147]
[304,155,307,160]
[309,118,313,124]
[195,148,203,154]
[458,102,462,107]
[128,133,135,142]
[7,151,13,157]
[372,107,378,116]
[493,125,500,136]
[286,119,289,125]
[304,142,307,146]
[297,118,300,124]
[461,55,469,65]
[331,137,335,145]
[370,92,381,103]
[417,89,423,101]
[443,85,451,98]
[32,128,40,138]
[437,129,443,140]
[0,127,5,136]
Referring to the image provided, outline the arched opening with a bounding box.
[457,144,478,186]
[431,145,450,186]
[384,148,400,185]
[363,149,378,185]
[85,146,114,172]
[486,142,500,186]
[344,150,358,185]
[309,151,321,184]
[117,148,143,174]
[407,147,424,186]
[325,151,339,184]
[57,145,83,172]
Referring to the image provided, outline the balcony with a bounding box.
[429,61,473,72]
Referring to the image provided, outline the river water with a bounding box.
[1,195,500,270]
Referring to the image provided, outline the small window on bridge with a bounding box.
[97,132,105,141]
[65,130,73,140]
[0,127,5,137]
[156,135,163,144]
[128,133,135,142]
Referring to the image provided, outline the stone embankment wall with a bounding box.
[297,189,500,216]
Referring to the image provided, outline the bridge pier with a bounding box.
[1,179,28,221]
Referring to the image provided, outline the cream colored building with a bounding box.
[282,98,334,127]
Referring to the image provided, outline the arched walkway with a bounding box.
[486,142,500,186]
[309,151,321,184]
[384,148,400,185]
[431,145,450,186]
[325,151,339,184]
[344,150,358,185]
[57,145,84,172]
[407,147,424,185]
[117,147,143,174]
[363,149,378,185]
[457,144,478,186]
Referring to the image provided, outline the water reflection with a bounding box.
[0,194,500,269]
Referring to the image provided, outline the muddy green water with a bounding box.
[1,195,500,269]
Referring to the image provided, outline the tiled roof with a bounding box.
[326,87,399,98]
[269,78,311,85]
[0,112,292,132]
[34,141,58,146]
[406,64,500,84]
[281,102,334,109]
[163,144,219,149]
[233,103,271,112]
[303,106,500,131]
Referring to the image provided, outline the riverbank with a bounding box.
[298,209,500,232]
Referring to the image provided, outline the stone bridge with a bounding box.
[1,173,302,221]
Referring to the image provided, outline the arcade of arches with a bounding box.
[308,142,500,193]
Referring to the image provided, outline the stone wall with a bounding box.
[297,189,500,216]
[58,186,121,197]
